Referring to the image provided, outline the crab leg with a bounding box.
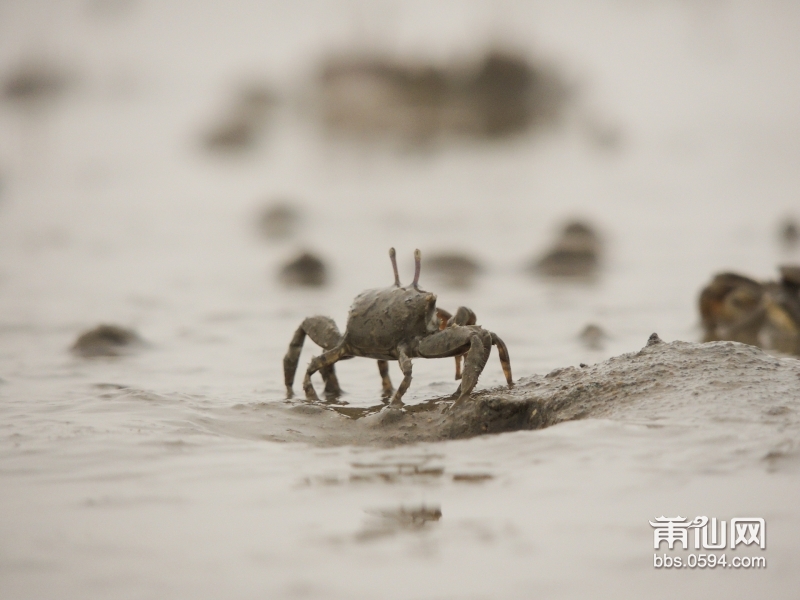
[303,344,350,401]
[417,326,497,404]
[378,360,394,399]
[454,331,491,405]
[454,355,465,379]
[283,316,343,398]
[449,306,477,326]
[438,307,476,382]
[490,332,514,387]
[435,308,452,328]
[389,347,413,407]
[449,307,476,382]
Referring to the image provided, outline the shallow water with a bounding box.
[1,1,800,598]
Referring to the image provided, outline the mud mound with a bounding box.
[317,49,568,144]
[71,324,144,358]
[236,334,800,446]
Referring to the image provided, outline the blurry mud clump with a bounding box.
[532,220,602,278]
[699,272,764,346]
[357,506,442,541]
[579,323,606,350]
[699,266,800,354]
[424,252,482,288]
[317,49,567,145]
[778,217,799,249]
[203,84,277,152]
[279,252,328,287]
[257,201,301,240]
[71,324,143,357]
[2,61,71,108]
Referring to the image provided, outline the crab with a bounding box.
[283,248,513,407]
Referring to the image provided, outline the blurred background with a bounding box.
[1,0,800,397]
[2,2,800,598]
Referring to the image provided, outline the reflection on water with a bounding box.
[452,472,493,483]
[350,459,445,483]
[357,505,442,541]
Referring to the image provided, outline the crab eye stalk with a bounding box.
[412,249,421,289]
[389,247,401,287]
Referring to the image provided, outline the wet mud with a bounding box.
[236,334,800,446]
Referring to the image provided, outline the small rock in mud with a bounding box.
[71,324,144,358]
[778,217,799,249]
[204,118,258,151]
[424,251,482,288]
[257,201,301,240]
[237,85,277,115]
[531,220,602,278]
[579,323,607,349]
[317,48,568,145]
[699,266,800,354]
[279,251,328,287]
[202,83,277,152]
[2,60,72,106]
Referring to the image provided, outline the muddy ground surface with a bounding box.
[207,336,800,449]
